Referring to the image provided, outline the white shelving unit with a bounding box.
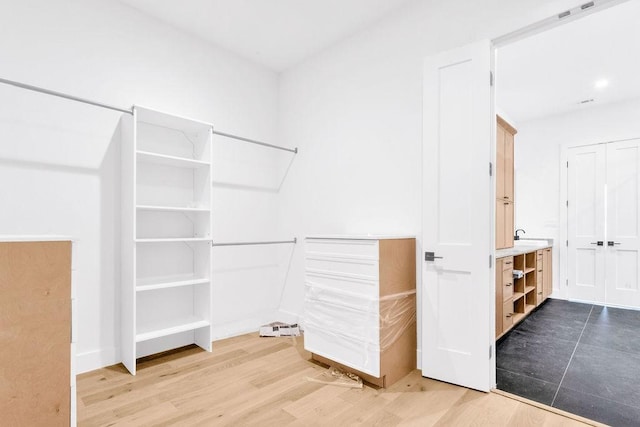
[121,106,213,375]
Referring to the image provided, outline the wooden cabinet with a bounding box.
[496,116,517,250]
[0,239,74,426]
[496,247,553,339]
[304,236,416,387]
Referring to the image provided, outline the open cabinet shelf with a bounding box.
[136,317,210,343]
[136,150,210,169]
[136,204,210,213]
[136,274,210,292]
[121,106,214,375]
[135,237,211,243]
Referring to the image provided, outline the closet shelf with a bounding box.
[524,267,535,274]
[136,317,210,342]
[136,204,210,213]
[524,285,536,294]
[136,150,210,169]
[135,237,211,243]
[525,304,536,314]
[136,274,210,292]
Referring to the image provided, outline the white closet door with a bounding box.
[567,144,606,303]
[605,139,640,308]
[422,40,492,392]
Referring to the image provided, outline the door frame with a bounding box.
[424,0,631,390]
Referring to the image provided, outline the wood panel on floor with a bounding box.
[77,333,597,426]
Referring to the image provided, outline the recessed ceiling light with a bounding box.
[594,79,609,89]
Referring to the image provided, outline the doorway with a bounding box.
[567,139,640,308]
[491,0,640,424]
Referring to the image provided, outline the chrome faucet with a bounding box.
[515,229,526,240]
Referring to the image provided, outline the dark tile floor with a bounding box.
[496,299,640,427]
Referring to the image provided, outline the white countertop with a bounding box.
[306,235,415,240]
[496,239,553,258]
[0,235,73,242]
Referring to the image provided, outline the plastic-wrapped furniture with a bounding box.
[304,236,416,387]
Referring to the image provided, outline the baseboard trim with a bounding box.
[76,346,119,374]
[211,311,279,341]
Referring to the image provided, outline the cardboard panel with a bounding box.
[0,241,71,426]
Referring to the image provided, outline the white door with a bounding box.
[605,139,640,307]
[422,40,493,392]
[567,144,606,303]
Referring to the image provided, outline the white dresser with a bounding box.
[304,236,416,387]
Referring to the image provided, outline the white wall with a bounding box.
[0,0,282,373]
[514,97,640,297]
[274,0,583,351]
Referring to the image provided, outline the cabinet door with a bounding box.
[502,268,513,301]
[536,251,544,305]
[495,259,503,338]
[504,129,514,201]
[496,199,505,249]
[543,248,552,298]
[502,300,514,332]
[504,201,514,248]
[496,123,506,200]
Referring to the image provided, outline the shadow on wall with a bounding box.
[0,87,125,370]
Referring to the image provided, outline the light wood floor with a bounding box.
[77,334,598,426]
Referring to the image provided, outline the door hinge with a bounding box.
[566,279,569,286]
[489,162,493,176]
[489,255,492,268]
[566,240,568,247]
[490,71,494,86]
[567,161,569,168]
[489,345,493,359]
[566,200,569,207]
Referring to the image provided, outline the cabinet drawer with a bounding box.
[306,271,379,299]
[306,239,379,259]
[536,286,544,305]
[306,255,379,280]
[304,297,379,343]
[304,325,380,377]
[502,269,513,301]
[501,257,514,270]
[502,300,514,330]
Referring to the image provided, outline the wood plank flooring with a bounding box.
[77,333,598,426]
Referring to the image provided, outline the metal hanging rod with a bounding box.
[0,77,133,115]
[0,76,298,154]
[211,238,297,247]
[212,130,297,154]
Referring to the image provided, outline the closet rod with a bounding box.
[212,130,298,154]
[0,76,299,154]
[211,238,297,247]
[0,77,133,115]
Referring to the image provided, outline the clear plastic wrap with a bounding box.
[379,290,416,350]
[304,286,416,363]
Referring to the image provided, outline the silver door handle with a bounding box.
[425,251,443,261]
[590,241,604,246]
[608,241,621,246]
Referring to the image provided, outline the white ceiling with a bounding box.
[497,0,640,124]
[118,0,413,71]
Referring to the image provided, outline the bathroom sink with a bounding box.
[514,239,551,247]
